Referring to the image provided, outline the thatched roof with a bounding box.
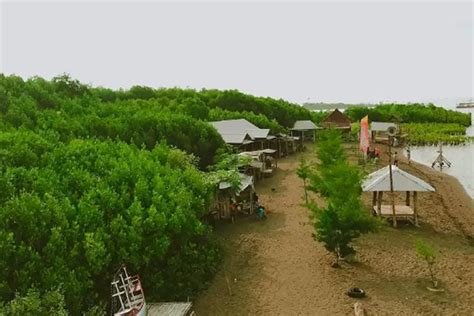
[321,109,351,129]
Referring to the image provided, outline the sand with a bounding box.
[193,143,474,315]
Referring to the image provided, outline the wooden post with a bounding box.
[406,191,410,206]
[413,191,418,226]
[249,188,254,215]
[377,191,383,216]
[372,191,377,208]
[354,303,365,316]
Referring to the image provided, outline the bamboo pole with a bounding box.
[413,191,418,226]
[388,136,397,228]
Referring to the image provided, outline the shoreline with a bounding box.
[399,148,474,239]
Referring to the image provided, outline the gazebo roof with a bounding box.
[362,165,435,192]
[370,122,398,132]
[290,120,319,131]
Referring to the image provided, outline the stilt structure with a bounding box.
[431,142,452,170]
[111,265,146,316]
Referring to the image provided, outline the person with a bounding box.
[257,205,266,220]
[252,192,259,203]
[229,199,237,222]
[374,147,380,159]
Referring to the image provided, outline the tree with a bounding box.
[296,158,310,205]
[305,129,378,266]
[0,289,68,316]
[415,239,439,289]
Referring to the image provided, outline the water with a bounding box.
[407,108,474,198]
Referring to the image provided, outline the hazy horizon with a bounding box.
[1,1,472,107]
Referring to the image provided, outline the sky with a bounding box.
[0,1,472,106]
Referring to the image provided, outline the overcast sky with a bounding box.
[1,1,472,105]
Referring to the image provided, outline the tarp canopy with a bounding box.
[362,165,435,192]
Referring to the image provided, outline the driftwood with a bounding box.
[354,302,365,316]
[224,273,232,296]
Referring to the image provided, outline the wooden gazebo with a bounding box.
[362,165,435,226]
[290,120,319,142]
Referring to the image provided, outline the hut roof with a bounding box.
[147,302,193,316]
[220,133,254,145]
[362,165,435,192]
[238,149,277,159]
[219,173,254,192]
[370,122,398,132]
[209,119,270,144]
[321,109,352,128]
[290,120,319,131]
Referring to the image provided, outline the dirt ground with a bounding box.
[194,143,474,315]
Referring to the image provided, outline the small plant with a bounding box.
[415,239,440,290]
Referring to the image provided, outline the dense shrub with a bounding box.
[402,123,470,145]
[0,137,220,313]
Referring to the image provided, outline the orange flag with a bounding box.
[359,115,369,153]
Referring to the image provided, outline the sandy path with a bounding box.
[194,149,365,315]
[194,145,474,315]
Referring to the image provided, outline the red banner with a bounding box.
[359,115,369,153]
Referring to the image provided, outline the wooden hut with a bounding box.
[320,109,351,131]
[274,133,297,157]
[216,173,257,220]
[290,120,319,142]
[362,165,435,226]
